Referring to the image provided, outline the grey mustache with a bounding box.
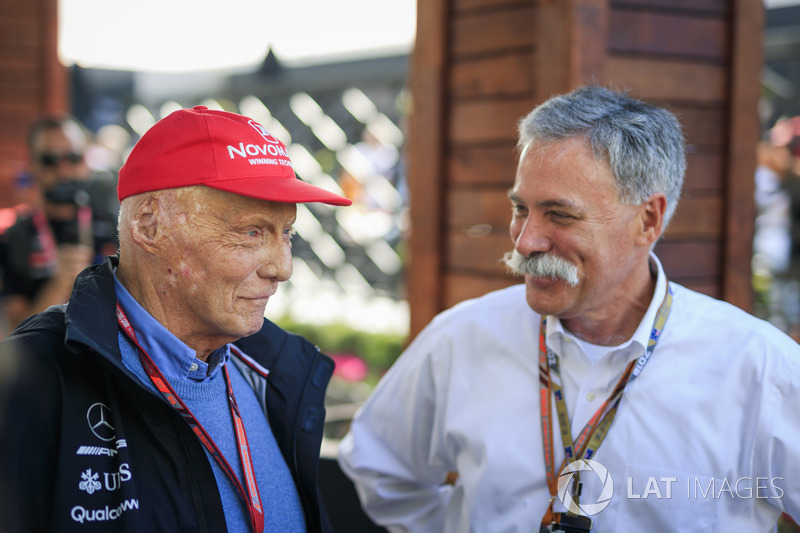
[502,250,580,287]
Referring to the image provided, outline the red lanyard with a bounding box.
[539,284,673,524]
[116,303,265,533]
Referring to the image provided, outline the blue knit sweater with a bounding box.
[114,277,305,532]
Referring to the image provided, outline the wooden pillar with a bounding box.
[407,0,449,337]
[0,0,68,207]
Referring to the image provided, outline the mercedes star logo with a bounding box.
[87,402,115,441]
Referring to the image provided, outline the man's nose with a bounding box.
[512,217,551,257]
[257,243,293,282]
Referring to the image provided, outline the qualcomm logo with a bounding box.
[557,459,614,516]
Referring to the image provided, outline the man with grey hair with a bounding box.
[0,106,351,532]
[339,86,800,532]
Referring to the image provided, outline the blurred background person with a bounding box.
[753,118,800,341]
[0,114,119,335]
[754,137,792,276]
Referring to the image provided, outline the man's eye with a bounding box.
[284,227,296,238]
[550,211,574,221]
[511,204,527,215]
[247,229,262,238]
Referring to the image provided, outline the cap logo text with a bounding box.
[248,120,281,144]
[227,142,289,159]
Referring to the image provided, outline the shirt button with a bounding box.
[586,391,596,402]
[189,363,199,372]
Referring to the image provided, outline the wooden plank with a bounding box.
[721,0,762,312]
[446,232,514,275]
[450,50,536,99]
[0,159,24,174]
[0,0,63,206]
[448,187,513,230]
[608,9,727,60]
[0,18,41,50]
[0,187,19,209]
[448,144,519,186]
[0,145,23,160]
[0,45,40,65]
[0,103,40,135]
[609,0,729,14]
[653,240,721,279]
[673,106,727,149]
[0,60,40,78]
[407,0,448,338]
[535,0,573,102]
[41,0,67,113]
[452,0,533,13]
[572,0,610,86]
[443,272,518,308]
[662,195,723,240]
[2,0,42,10]
[536,0,609,104]
[0,88,42,116]
[449,98,535,144]
[0,163,24,185]
[0,101,39,115]
[684,152,724,192]
[603,56,728,104]
[451,4,537,57]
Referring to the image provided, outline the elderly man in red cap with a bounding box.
[0,106,351,533]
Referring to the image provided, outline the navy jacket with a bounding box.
[0,256,334,532]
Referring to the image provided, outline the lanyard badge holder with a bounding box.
[538,284,673,532]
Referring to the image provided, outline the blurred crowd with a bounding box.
[0,115,123,338]
[753,115,800,341]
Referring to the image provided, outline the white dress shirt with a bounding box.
[338,255,800,532]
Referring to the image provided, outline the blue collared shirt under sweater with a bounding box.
[114,273,305,532]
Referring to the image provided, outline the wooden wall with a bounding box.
[0,0,67,207]
[407,0,763,337]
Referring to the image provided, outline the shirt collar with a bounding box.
[545,252,669,359]
[113,272,230,382]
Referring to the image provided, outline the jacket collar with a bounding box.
[64,255,126,366]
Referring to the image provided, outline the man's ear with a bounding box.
[636,193,667,247]
[130,193,162,253]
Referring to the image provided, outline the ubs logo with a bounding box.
[87,403,115,442]
[78,465,132,494]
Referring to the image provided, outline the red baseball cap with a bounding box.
[117,106,352,206]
